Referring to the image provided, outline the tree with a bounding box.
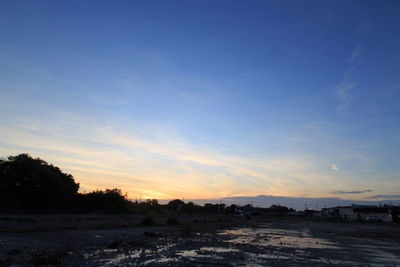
[77,188,132,213]
[167,199,185,212]
[0,154,79,211]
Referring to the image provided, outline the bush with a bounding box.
[167,214,179,224]
[76,189,132,213]
[141,214,155,226]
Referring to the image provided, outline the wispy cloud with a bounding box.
[330,189,372,195]
[349,45,365,64]
[336,44,365,110]
[331,164,339,171]
[0,96,348,199]
[336,81,357,109]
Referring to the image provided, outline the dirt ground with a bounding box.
[1,214,400,266]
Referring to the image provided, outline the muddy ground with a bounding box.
[1,214,400,266]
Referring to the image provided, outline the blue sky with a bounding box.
[1,0,399,200]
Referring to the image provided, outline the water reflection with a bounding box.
[83,224,400,266]
[220,226,338,249]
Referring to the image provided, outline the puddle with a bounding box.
[80,225,400,266]
[83,248,149,265]
[104,252,136,265]
[177,247,238,258]
[141,257,176,265]
[352,243,400,265]
[220,226,338,249]
[200,247,240,253]
[177,249,198,257]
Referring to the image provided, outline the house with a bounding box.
[325,205,355,220]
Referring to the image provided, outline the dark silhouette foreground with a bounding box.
[0,153,296,215]
[0,154,131,213]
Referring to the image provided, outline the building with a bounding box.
[324,204,392,222]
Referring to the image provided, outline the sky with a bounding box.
[1,0,400,202]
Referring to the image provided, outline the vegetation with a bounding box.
[141,214,155,226]
[76,189,132,213]
[0,154,131,213]
[0,153,297,216]
[167,213,179,224]
[0,154,79,211]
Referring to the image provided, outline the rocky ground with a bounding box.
[1,214,400,266]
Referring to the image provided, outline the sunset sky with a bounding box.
[1,0,399,201]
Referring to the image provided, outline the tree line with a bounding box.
[0,154,294,214]
[0,154,131,213]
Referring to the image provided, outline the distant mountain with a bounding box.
[156,195,400,211]
[219,195,400,211]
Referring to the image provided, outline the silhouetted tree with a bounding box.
[77,188,132,213]
[268,204,290,214]
[167,199,185,212]
[145,199,159,208]
[0,154,79,211]
[391,206,400,223]
[225,204,238,214]
[137,199,161,213]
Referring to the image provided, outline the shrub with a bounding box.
[167,214,179,224]
[76,189,132,213]
[141,214,155,226]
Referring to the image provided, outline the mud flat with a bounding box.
[1,214,400,266]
